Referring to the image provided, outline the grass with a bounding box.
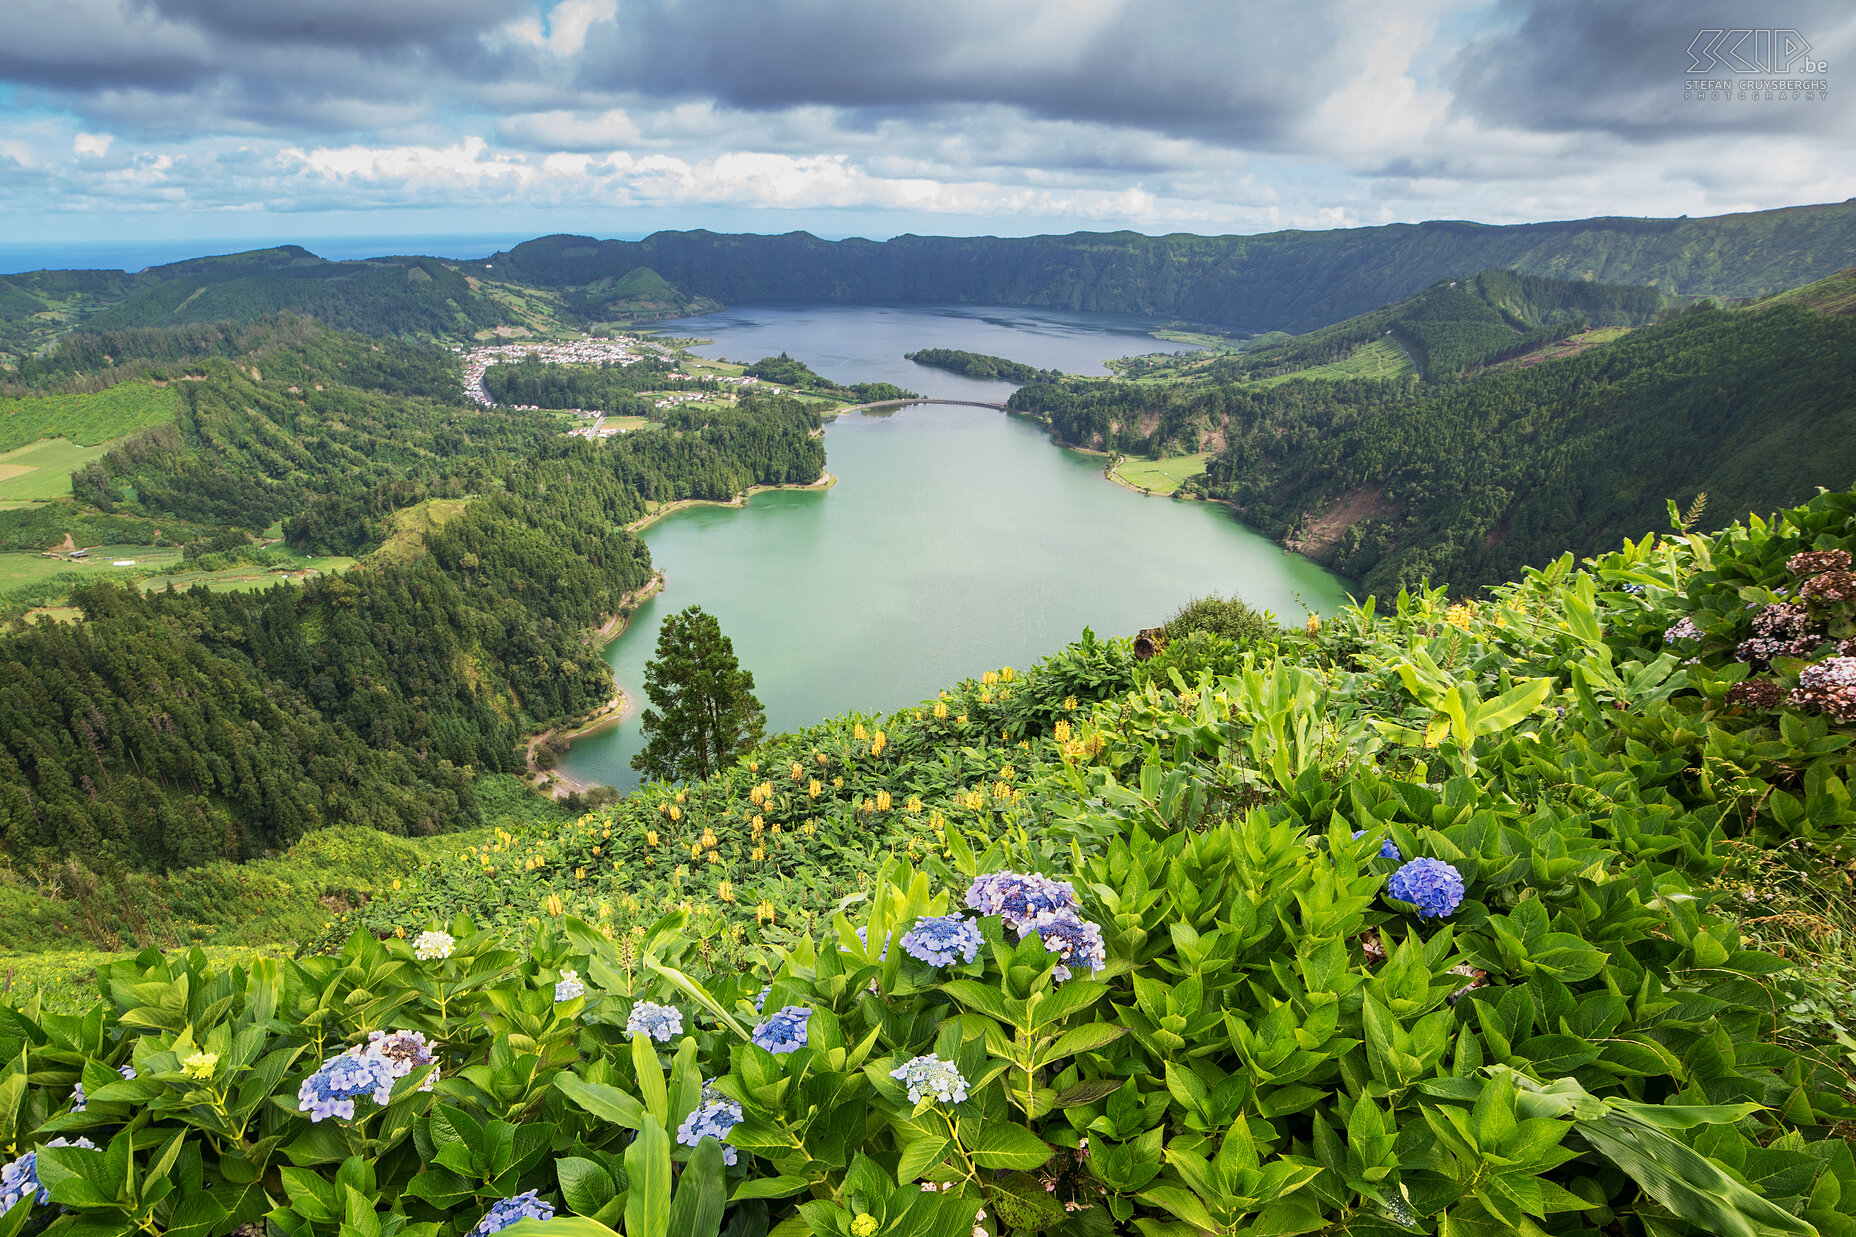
[368,497,474,567]
[138,555,358,594]
[1111,451,1212,495]
[0,438,115,502]
[1247,338,1417,387]
[0,544,181,591]
[0,382,177,452]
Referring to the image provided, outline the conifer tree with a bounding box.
[633,605,765,782]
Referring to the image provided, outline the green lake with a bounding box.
[559,402,1352,791]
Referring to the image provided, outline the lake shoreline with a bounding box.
[623,471,837,535]
[522,570,665,799]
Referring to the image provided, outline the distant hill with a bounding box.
[1218,268,1674,381]
[82,252,512,339]
[555,264,722,326]
[489,200,1856,333]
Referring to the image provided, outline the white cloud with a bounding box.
[73,132,113,156]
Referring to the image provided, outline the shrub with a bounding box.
[1162,592,1279,648]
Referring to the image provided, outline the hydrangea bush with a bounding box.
[6,490,1856,1237]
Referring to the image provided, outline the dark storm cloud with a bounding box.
[1449,0,1855,139]
[0,0,529,131]
[571,0,1368,148]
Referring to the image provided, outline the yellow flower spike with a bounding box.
[757,901,776,925]
[876,789,892,812]
[545,894,565,917]
[804,820,817,835]
[1306,613,1322,635]
[999,765,1015,780]
[790,761,805,781]
[992,781,1010,800]
[676,789,688,803]
[751,846,766,862]
[833,776,844,789]
[1063,695,1077,710]
[808,778,822,798]
[395,926,406,938]
[392,878,401,890]
[751,815,765,835]
[592,845,600,855]
[657,802,668,816]
[979,689,992,704]
[668,804,682,822]
[706,851,722,865]
[702,828,719,848]
[815,751,828,766]
[1445,602,1474,630]
[1054,720,1071,743]
[770,822,782,834]
[871,730,886,756]
[860,798,875,815]
[981,671,998,686]
[933,701,948,720]
[575,867,586,880]
[748,761,759,774]
[718,880,736,903]
[603,827,611,839]
[956,713,968,726]
[646,830,659,847]
[1001,666,1015,682]
[905,796,922,815]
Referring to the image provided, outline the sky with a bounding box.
[0,0,1851,257]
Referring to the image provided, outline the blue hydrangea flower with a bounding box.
[554,970,585,1002]
[1352,830,1401,861]
[676,1097,743,1167]
[889,1054,969,1106]
[900,914,983,967]
[296,1049,397,1122]
[751,1005,811,1054]
[1386,857,1466,920]
[1018,908,1106,982]
[965,871,1076,929]
[69,1082,84,1113]
[119,1064,136,1080]
[626,1002,683,1042]
[470,1190,554,1237]
[753,985,771,1013]
[1,1138,96,1212]
[1621,583,1646,596]
[852,925,891,961]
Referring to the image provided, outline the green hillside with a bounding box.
[491,199,1856,332]
[1009,278,1856,596]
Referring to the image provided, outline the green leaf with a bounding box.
[556,1075,645,1130]
[728,1177,812,1201]
[1041,1023,1126,1064]
[624,1116,672,1237]
[896,1136,950,1183]
[665,1135,725,1237]
[1576,1111,1816,1237]
[557,1159,617,1218]
[970,1126,1053,1171]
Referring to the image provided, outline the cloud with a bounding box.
[1449,0,1856,139]
[73,132,114,156]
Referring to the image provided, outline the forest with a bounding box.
[1009,282,1856,596]
[0,316,827,874]
[904,349,1055,383]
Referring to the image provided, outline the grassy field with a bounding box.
[1112,451,1212,494]
[368,497,474,566]
[139,552,357,593]
[0,438,115,502]
[1248,337,1417,387]
[0,544,182,591]
[0,382,178,452]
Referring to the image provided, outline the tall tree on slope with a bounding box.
[633,605,766,782]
